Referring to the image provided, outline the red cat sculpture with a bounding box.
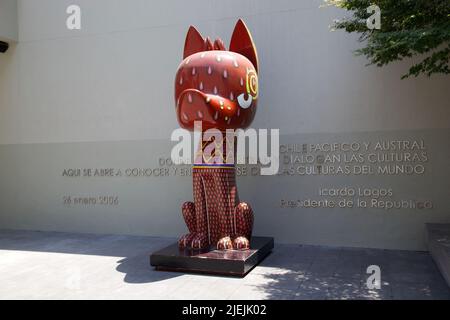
[175,20,259,251]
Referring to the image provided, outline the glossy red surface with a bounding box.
[174,20,259,251]
[175,19,259,131]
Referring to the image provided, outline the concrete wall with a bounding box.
[0,0,449,250]
[0,0,18,41]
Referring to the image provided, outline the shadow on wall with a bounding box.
[0,41,9,53]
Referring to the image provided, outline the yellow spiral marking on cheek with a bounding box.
[246,69,259,100]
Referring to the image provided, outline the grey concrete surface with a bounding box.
[0,230,449,300]
[0,0,17,41]
[1,129,449,251]
[426,224,450,288]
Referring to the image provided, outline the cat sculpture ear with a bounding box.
[229,19,259,72]
[183,26,206,59]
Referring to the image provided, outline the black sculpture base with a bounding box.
[150,237,274,277]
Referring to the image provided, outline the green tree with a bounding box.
[326,0,450,78]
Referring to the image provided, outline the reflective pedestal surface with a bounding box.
[150,237,274,277]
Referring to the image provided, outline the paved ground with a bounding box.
[0,230,449,300]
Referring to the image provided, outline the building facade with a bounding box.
[0,0,449,250]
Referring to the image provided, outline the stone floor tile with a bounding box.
[391,281,450,300]
[228,284,295,300]
[1,230,449,300]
